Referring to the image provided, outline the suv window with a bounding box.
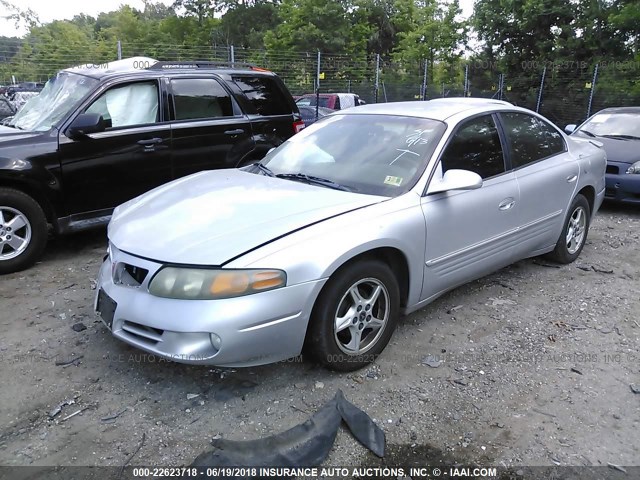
[501,112,565,168]
[440,114,506,179]
[232,76,291,115]
[85,81,158,128]
[171,78,234,120]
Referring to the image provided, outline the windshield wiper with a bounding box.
[579,129,596,137]
[252,163,275,177]
[276,173,352,192]
[600,134,640,141]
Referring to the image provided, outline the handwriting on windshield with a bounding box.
[390,149,419,165]
[406,129,430,147]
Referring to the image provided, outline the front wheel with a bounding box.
[547,194,590,264]
[305,259,400,371]
[0,188,48,274]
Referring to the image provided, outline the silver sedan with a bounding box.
[95,98,606,371]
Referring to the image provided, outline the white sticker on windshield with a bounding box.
[384,175,403,186]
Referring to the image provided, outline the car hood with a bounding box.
[109,169,385,265]
[573,133,640,164]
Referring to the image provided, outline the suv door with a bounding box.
[169,77,254,176]
[421,114,520,300]
[59,79,171,217]
[498,111,576,257]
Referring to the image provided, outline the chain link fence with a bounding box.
[1,38,639,128]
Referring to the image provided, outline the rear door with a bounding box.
[498,111,577,257]
[421,114,520,300]
[59,79,172,216]
[230,75,301,161]
[169,76,254,177]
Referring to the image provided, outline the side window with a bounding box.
[440,115,506,179]
[85,81,158,129]
[171,78,234,120]
[501,112,566,168]
[231,76,291,115]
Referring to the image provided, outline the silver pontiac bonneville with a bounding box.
[96,99,606,371]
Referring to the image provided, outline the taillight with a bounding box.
[293,120,305,133]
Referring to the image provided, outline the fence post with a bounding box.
[374,53,380,103]
[441,82,445,97]
[117,40,122,60]
[586,63,599,119]
[463,64,469,97]
[316,51,321,121]
[230,45,235,65]
[421,60,428,100]
[536,66,546,113]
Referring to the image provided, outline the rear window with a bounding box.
[232,76,292,116]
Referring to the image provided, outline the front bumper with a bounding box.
[95,245,326,367]
[605,162,640,204]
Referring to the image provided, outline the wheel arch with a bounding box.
[318,246,411,309]
[0,179,57,228]
[577,185,595,217]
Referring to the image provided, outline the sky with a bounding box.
[1,0,476,37]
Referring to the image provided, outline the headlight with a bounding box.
[148,267,286,300]
[626,161,640,174]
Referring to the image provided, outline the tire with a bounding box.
[547,194,590,264]
[305,259,400,372]
[0,188,48,274]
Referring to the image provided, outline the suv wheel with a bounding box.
[0,189,48,274]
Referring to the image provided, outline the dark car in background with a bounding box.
[0,57,303,274]
[566,107,640,204]
[297,105,334,127]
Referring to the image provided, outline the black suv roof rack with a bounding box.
[148,61,262,70]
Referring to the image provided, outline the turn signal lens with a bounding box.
[252,271,286,290]
[210,272,250,296]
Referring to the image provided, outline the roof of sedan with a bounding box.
[343,98,515,120]
[596,106,640,114]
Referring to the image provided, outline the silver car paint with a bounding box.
[98,99,606,366]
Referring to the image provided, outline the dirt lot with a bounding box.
[0,203,639,477]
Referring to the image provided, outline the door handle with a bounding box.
[498,198,516,211]
[224,129,245,136]
[566,174,578,183]
[137,138,163,146]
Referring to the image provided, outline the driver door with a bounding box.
[420,114,520,301]
[58,79,172,218]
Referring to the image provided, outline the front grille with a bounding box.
[606,165,619,175]
[113,263,149,287]
[121,320,164,345]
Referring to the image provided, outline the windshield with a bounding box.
[260,114,446,196]
[9,72,99,132]
[577,112,640,138]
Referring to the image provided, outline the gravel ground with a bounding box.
[0,203,638,476]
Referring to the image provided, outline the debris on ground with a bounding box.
[71,322,87,332]
[190,390,384,473]
[421,355,442,368]
[48,399,76,419]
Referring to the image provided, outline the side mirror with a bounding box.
[67,113,106,139]
[428,169,483,195]
[564,124,576,134]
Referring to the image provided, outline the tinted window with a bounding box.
[86,81,158,129]
[501,112,565,167]
[232,76,291,115]
[171,78,233,120]
[440,115,505,179]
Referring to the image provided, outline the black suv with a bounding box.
[0,57,304,274]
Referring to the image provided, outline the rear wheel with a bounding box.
[305,259,400,371]
[547,194,590,264]
[0,188,48,274]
